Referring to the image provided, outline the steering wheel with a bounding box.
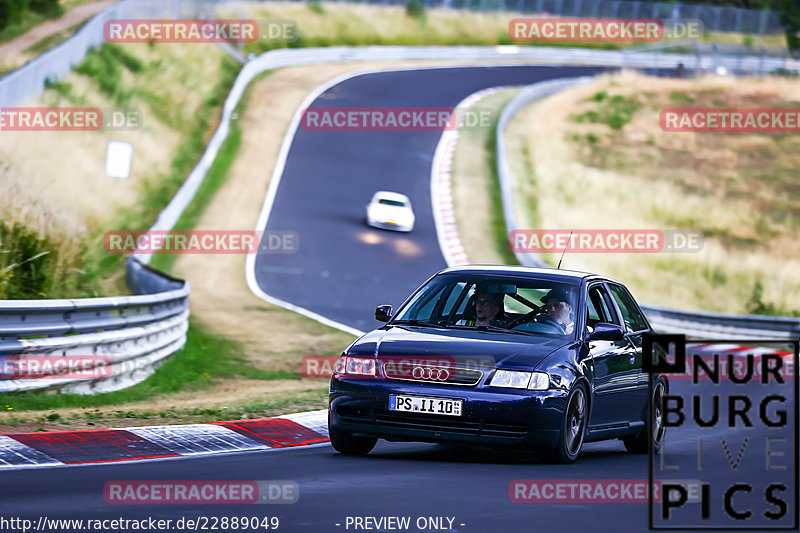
[533,313,567,333]
[508,311,566,333]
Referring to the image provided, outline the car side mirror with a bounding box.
[375,305,393,322]
[588,323,625,341]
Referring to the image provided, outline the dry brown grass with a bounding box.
[0,42,226,242]
[509,71,800,315]
[239,1,518,48]
[231,1,787,52]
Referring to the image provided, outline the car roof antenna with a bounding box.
[556,230,573,270]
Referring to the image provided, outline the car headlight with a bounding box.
[490,370,550,390]
[335,356,376,376]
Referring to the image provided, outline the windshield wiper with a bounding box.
[474,324,541,336]
[391,319,442,328]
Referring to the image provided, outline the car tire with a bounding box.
[624,378,666,454]
[329,417,378,455]
[536,383,588,464]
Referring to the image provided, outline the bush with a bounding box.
[73,44,141,105]
[308,1,325,15]
[0,0,29,31]
[28,0,61,17]
[0,221,97,300]
[405,0,426,21]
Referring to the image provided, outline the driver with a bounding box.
[474,291,504,327]
[458,290,505,327]
[536,288,575,334]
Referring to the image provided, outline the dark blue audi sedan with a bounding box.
[328,265,666,463]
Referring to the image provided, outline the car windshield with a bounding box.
[377,198,406,207]
[392,273,579,340]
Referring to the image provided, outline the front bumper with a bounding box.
[329,377,568,449]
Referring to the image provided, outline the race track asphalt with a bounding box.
[252,65,613,332]
[5,377,793,531]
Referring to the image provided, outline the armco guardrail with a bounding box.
[0,258,189,393]
[495,78,800,340]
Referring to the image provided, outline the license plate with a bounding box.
[388,395,463,417]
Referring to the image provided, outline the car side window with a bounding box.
[440,282,468,318]
[608,284,648,333]
[410,284,448,321]
[587,285,616,328]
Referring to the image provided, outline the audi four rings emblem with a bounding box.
[412,366,449,380]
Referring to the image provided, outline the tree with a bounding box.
[774,0,800,54]
[0,0,29,31]
[28,0,61,17]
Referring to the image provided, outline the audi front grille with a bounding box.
[382,363,483,386]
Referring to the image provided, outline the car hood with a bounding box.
[346,326,573,370]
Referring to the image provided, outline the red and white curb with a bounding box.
[432,87,504,268]
[0,409,328,469]
[692,343,795,359]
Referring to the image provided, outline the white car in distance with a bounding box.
[366,191,415,232]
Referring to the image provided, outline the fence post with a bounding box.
[758,10,768,35]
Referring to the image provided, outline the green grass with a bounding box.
[570,91,642,130]
[0,319,298,412]
[148,88,254,273]
[484,110,521,266]
[0,221,101,299]
[307,1,325,15]
[73,44,143,106]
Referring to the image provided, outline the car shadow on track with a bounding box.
[339,440,646,467]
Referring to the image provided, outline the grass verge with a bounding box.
[0,319,297,414]
[451,89,521,265]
